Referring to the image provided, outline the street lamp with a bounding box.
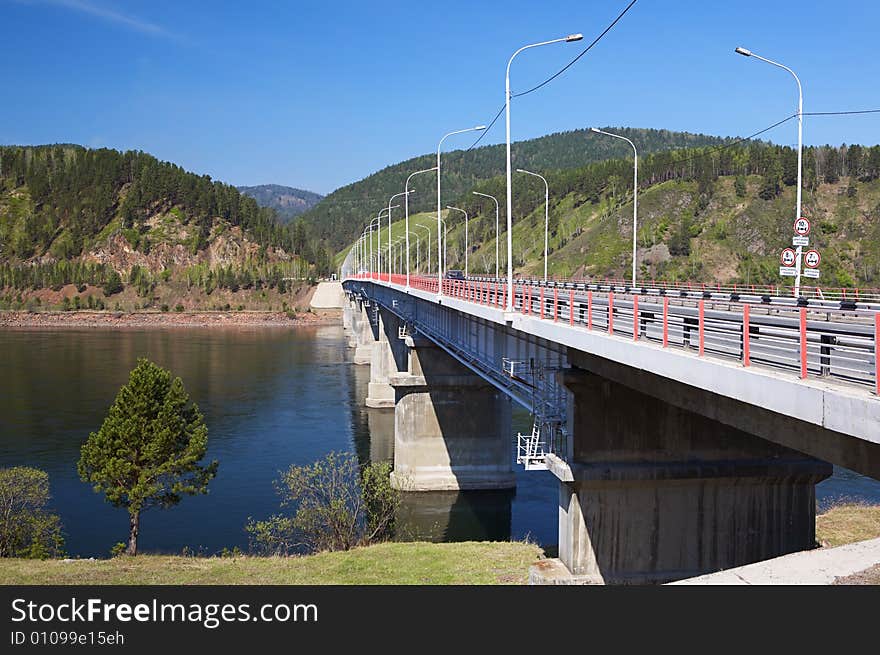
[387,191,413,280]
[736,46,804,297]
[439,217,448,277]
[365,218,381,278]
[473,191,500,280]
[373,206,398,280]
[516,169,550,282]
[505,33,583,310]
[409,230,422,272]
[589,128,639,287]
[446,206,469,277]
[405,166,437,288]
[414,224,431,275]
[437,126,485,294]
[393,237,405,275]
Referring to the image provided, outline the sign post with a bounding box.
[790,217,811,298]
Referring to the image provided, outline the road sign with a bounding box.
[779,266,798,277]
[780,248,797,267]
[792,236,809,247]
[804,249,821,268]
[794,217,811,236]
[803,268,820,279]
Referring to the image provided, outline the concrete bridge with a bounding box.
[340,272,880,584]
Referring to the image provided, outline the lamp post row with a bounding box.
[354,39,803,303]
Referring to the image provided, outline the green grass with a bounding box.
[816,503,880,548]
[0,541,543,585]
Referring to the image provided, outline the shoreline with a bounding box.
[0,309,341,328]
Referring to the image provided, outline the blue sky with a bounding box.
[1,0,878,194]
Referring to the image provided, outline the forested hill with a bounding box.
[356,141,880,290]
[0,145,293,261]
[0,145,334,272]
[299,127,737,251]
[0,145,335,312]
[237,184,324,221]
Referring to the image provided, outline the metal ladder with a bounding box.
[506,358,568,471]
[517,420,548,471]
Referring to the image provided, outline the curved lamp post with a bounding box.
[473,191,500,280]
[505,32,582,310]
[735,46,804,297]
[414,224,431,275]
[437,126,485,294]
[373,206,398,280]
[589,127,638,287]
[405,166,437,288]
[446,206,469,277]
[387,191,413,280]
[516,168,550,282]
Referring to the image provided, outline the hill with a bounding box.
[344,141,880,290]
[0,145,334,312]
[300,127,739,252]
[237,184,323,221]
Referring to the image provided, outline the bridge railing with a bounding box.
[486,274,880,304]
[347,272,880,396]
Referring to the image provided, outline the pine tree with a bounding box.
[78,359,218,555]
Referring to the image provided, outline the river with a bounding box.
[0,325,877,557]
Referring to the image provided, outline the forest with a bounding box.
[298,127,738,251]
[0,145,334,276]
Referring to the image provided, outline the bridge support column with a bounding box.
[342,296,353,332]
[548,366,831,585]
[365,308,405,408]
[353,304,375,366]
[389,337,515,491]
[344,298,359,349]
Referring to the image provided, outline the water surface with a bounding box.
[0,326,875,556]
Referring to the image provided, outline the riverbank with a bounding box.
[1,504,877,585]
[0,542,542,585]
[0,309,341,328]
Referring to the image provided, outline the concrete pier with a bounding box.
[365,309,400,408]
[389,337,515,491]
[353,303,375,366]
[550,366,831,585]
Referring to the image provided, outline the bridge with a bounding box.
[339,266,880,584]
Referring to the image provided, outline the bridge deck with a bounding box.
[345,274,880,451]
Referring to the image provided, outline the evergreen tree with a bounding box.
[78,359,218,555]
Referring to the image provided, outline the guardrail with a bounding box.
[347,273,880,396]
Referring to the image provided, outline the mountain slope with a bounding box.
[0,145,334,311]
[237,184,323,221]
[343,142,880,290]
[301,127,739,251]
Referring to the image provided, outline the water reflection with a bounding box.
[396,490,514,543]
[1,325,877,558]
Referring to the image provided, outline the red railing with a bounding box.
[348,272,880,394]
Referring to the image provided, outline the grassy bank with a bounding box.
[816,503,880,548]
[0,542,543,585]
[1,504,877,586]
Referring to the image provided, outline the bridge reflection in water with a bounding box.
[351,372,517,543]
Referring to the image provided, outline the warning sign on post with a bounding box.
[780,248,797,267]
[804,249,821,268]
[794,217,811,236]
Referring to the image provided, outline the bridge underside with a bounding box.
[557,364,829,584]
[342,281,879,584]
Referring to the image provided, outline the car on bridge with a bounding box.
[444,269,466,280]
